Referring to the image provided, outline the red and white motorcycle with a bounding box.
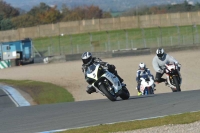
[164,63,182,92]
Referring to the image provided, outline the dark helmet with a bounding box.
[81,52,93,65]
[156,48,165,59]
[139,62,146,71]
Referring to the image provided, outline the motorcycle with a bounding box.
[85,62,130,101]
[164,63,182,92]
[139,75,155,95]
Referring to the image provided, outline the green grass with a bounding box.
[0,79,74,104]
[59,111,200,133]
[32,25,200,56]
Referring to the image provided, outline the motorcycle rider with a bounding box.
[81,52,126,94]
[152,48,181,85]
[136,62,155,96]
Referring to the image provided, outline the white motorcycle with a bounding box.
[164,63,182,92]
[85,62,130,101]
[139,75,155,95]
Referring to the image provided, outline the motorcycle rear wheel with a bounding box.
[99,84,117,101]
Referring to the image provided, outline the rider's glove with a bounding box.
[107,64,115,70]
[177,63,181,68]
[174,62,181,70]
[158,69,164,74]
[137,80,141,84]
[174,62,181,67]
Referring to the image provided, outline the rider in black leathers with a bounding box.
[81,52,125,94]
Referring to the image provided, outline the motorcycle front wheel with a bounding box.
[119,86,130,100]
[173,76,181,92]
[144,87,154,95]
[99,84,117,101]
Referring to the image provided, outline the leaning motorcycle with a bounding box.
[139,75,155,95]
[85,62,130,101]
[164,63,182,92]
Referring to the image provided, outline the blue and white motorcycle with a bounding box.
[139,75,155,95]
[85,62,130,101]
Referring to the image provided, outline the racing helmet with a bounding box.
[156,48,165,59]
[81,52,93,65]
[139,62,146,70]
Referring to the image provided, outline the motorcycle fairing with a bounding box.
[85,63,122,94]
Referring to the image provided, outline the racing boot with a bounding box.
[86,85,96,94]
[153,84,156,91]
[138,91,142,96]
[164,79,169,86]
[136,87,142,96]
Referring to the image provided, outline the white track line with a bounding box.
[38,110,200,133]
[0,85,30,107]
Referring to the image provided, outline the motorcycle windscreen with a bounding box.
[141,75,150,81]
[85,63,98,84]
[86,64,96,74]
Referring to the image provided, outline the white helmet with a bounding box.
[156,48,165,59]
[81,52,93,65]
[139,62,146,70]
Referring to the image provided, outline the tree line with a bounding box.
[0,1,111,31]
[122,1,200,16]
[1,0,200,31]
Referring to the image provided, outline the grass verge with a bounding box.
[0,79,74,104]
[59,111,200,133]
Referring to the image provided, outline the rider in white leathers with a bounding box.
[81,52,125,94]
[152,48,181,85]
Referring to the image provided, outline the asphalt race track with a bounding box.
[0,90,200,133]
[0,89,16,108]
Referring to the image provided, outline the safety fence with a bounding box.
[33,24,200,57]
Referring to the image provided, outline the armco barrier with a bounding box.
[66,54,82,61]
[150,45,200,54]
[64,45,200,62]
[65,52,113,61]
[34,45,200,63]
[112,48,151,57]
[65,49,151,61]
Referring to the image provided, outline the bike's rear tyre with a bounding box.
[99,84,117,101]
[173,76,181,92]
[119,87,130,100]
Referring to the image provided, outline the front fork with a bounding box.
[167,75,181,88]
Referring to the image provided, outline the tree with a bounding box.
[1,19,13,30]
[103,12,112,18]
[38,8,62,24]
[61,4,70,16]
[28,2,50,16]
[194,2,200,11]
[28,3,61,24]
[0,1,20,30]
[184,0,192,11]
[61,5,105,21]
[149,6,167,14]
[84,5,103,19]
[11,14,38,28]
[0,0,19,18]
[62,11,82,21]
